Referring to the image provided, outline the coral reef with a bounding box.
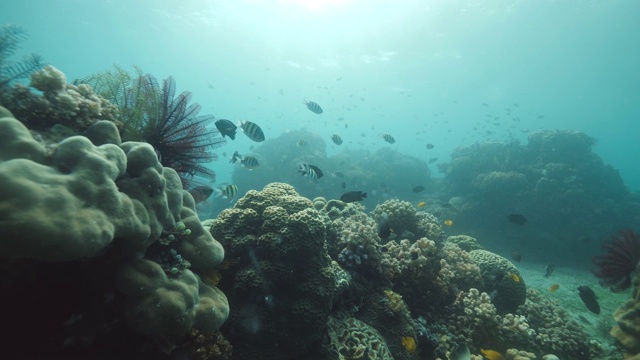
[610,261,640,358]
[0,108,228,355]
[469,250,526,314]
[209,183,338,359]
[371,199,446,244]
[325,316,394,360]
[593,229,640,292]
[445,235,483,252]
[1,65,119,133]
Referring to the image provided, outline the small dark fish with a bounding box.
[578,286,600,314]
[544,263,555,278]
[341,181,346,189]
[382,134,395,144]
[304,100,323,114]
[188,186,214,203]
[239,120,265,142]
[340,191,367,203]
[507,213,528,225]
[511,252,522,262]
[331,134,343,145]
[440,202,453,208]
[229,150,242,164]
[299,163,323,180]
[426,143,435,149]
[215,119,237,140]
[297,139,308,147]
[215,184,238,202]
[332,171,344,178]
[428,157,438,164]
[412,185,425,193]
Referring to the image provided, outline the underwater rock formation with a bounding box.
[209,183,339,359]
[469,250,526,314]
[371,199,445,244]
[0,107,228,355]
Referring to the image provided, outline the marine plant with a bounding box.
[0,24,44,91]
[82,66,224,186]
[592,229,640,292]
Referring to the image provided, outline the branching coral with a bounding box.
[593,229,640,292]
[82,66,224,186]
[0,24,44,90]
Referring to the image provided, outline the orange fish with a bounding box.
[549,284,560,292]
[443,219,453,226]
[480,348,504,360]
[417,201,427,208]
[401,336,416,352]
[508,273,521,282]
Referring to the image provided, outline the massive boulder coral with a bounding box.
[0,109,228,343]
[371,199,445,244]
[469,249,526,314]
[209,183,339,359]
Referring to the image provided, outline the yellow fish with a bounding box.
[480,348,504,360]
[508,273,520,282]
[401,336,416,352]
[443,219,453,226]
[417,201,427,208]
[549,284,560,292]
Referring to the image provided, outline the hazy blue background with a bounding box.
[2,0,639,190]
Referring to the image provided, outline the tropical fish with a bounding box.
[229,150,242,164]
[331,134,343,145]
[239,120,265,142]
[426,143,435,149]
[440,202,453,208]
[382,134,395,144]
[304,100,323,114]
[240,156,259,169]
[428,157,438,164]
[188,186,214,204]
[215,184,238,202]
[578,285,600,314]
[299,163,323,180]
[549,284,560,292]
[340,191,367,203]
[544,263,555,278]
[508,273,521,282]
[297,139,308,147]
[401,336,416,352]
[332,171,344,178]
[511,252,522,262]
[214,119,237,140]
[443,219,453,226]
[412,185,425,193]
[480,349,504,360]
[341,181,346,189]
[417,201,426,208]
[507,213,528,225]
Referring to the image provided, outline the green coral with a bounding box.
[325,316,394,360]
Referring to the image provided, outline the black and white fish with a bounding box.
[382,133,395,144]
[331,134,343,145]
[239,120,265,142]
[544,263,555,278]
[578,285,600,314]
[214,119,237,140]
[340,191,367,203]
[304,100,323,114]
[230,151,259,169]
[297,139,308,147]
[298,163,323,180]
[215,184,238,202]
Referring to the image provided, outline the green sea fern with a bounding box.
[0,24,44,90]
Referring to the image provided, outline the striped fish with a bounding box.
[330,134,343,145]
[239,120,265,142]
[304,100,323,114]
[240,156,259,169]
[229,150,242,164]
[298,163,324,180]
[382,133,395,144]
[215,184,238,202]
[544,263,555,278]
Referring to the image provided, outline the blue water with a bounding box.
[2,0,639,191]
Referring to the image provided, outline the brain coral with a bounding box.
[371,199,445,243]
[209,183,338,359]
[468,250,526,314]
[325,316,394,360]
[0,109,227,342]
